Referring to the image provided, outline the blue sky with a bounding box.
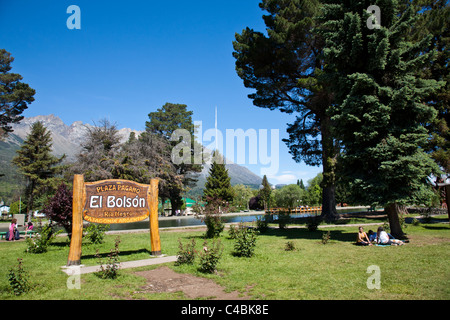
[0,0,322,185]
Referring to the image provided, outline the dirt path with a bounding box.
[134,266,250,300]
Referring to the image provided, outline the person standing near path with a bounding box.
[8,218,18,241]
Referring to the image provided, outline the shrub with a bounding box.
[228,224,238,239]
[204,213,225,238]
[198,240,223,274]
[42,182,73,238]
[95,236,121,279]
[306,215,321,231]
[194,197,227,238]
[25,224,61,254]
[175,238,196,265]
[322,230,331,244]
[284,241,296,251]
[233,224,258,258]
[255,215,269,232]
[8,259,30,296]
[277,210,290,229]
[85,223,110,244]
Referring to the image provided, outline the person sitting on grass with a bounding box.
[368,230,377,242]
[376,227,405,246]
[356,226,373,246]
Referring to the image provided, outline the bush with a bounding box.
[25,224,61,254]
[255,215,269,232]
[95,236,121,279]
[198,240,223,274]
[175,238,196,265]
[306,215,321,231]
[284,241,296,251]
[85,223,110,244]
[233,224,258,258]
[322,231,331,244]
[228,224,239,239]
[42,182,73,238]
[194,197,227,238]
[277,210,290,229]
[204,214,224,238]
[8,259,31,296]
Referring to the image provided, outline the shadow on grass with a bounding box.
[259,227,357,243]
[82,248,152,260]
[422,225,450,231]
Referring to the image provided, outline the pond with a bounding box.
[0,207,369,233]
[108,207,367,231]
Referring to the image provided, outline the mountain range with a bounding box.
[0,115,262,200]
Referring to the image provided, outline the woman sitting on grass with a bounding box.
[376,227,405,246]
[356,226,372,246]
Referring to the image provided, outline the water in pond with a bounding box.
[0,208,368,233]
[108,207,366,231]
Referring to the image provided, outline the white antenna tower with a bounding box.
[215,106,218,151]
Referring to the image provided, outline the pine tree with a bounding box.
[410,0,449,175]
[12,121,65,220]
[203,153,233,203]
[319,0,444,237]
[299,179,306,190]
[233,0,341,222]
[146,103,202,215]
[0,49,35,137]
[259,175,272,210]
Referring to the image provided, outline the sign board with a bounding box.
[67,175,161,266]
[83,180,150,224]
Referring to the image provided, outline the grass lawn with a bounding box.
[0,220,449,300]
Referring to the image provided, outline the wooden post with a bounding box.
[149,179,161,256]
[67,174,84,266]
[437,183,450,222]
[445,185,450,222]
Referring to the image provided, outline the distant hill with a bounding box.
[0,114,263,202]
[187,160,262,198]
[8,114,140,161]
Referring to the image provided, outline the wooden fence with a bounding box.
[265,206,322,214]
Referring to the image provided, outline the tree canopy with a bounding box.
[233,0,339,221]
[318,0,444,237]
[145,103,202,215]
[12,121,65,219]
[0,49,35,137]
[203,152,234,203]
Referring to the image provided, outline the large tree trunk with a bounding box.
[320,116,339,222]
[322,185,338,222]
[384,203,406,239]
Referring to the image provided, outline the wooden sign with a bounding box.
[83,180,151,224]
[67,175,161,266]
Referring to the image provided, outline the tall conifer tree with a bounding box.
[12,121,65,220]
[203,152,234,203]
[233,0,341,221]
[146,103,202,215]
[259,175,272,210]
[319,0,443,237]
[0,49,35,137]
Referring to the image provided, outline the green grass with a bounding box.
[0,221,449,300]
